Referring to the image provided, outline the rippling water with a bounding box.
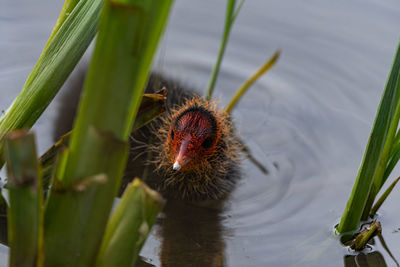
[2,0,400,266]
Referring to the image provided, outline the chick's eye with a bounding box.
[170,129,175,140]
[201,137,213,149]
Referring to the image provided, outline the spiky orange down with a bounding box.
[150,96,241,201]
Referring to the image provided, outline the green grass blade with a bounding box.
[361,39,400,220]
[337,39,400,233]
[4,131,43,267]
[378,129,400,191]
[232,0,245,22]
[382,144,400,187]
[225,49,280,113]
[370,176,400,215]
[205,0,237,100]
[47,0,81,44]
[391,130,400,148]
[0,0,103,166]
[43,0,173,266]
[96,179,164,267]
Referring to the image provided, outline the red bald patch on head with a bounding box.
[167,106,222,171]
[176,111,214,135]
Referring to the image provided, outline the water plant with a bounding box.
[4,131,43,267]
[203,0,280,114]
[225,49,281,113]
[0,0,103,167]
[1,0,172,265]
[206,0,244,100]
[43,0,172,264]
[0,0,281,265]
[337,38,400,235]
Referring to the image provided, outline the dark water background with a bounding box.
[2,0,400,266]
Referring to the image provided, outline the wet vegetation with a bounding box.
[0,0,282,265]
[0,0,171,265]
[337,39,400,248]
[5,0,399,265]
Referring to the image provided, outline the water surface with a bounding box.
[1,0,400,266]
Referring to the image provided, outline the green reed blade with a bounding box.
[361,39,400,220]
[4,131,43,267]
[205,0,239,100]
[43,1,173,266]
[379,129,400,192]
[47,0,81,45]
[232,0,245,22]
[0,0,103,166]
[337,39,400,233]
[382,144,400,188]
[96,179,164,267]
[370,176,400,215]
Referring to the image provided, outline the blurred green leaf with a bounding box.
[43,0,173,265]
[0,0,103,166]
[97,179,164,267]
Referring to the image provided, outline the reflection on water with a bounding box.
[2,0,400,266]
[344,251,387,267]
[158,200,226,267]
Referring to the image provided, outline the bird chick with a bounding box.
[55,73,240,201]
[151,96,240,201]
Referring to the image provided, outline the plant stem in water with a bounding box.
[225,49,280,113]
[205,0,238,100]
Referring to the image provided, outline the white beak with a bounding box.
[173,161,181,171]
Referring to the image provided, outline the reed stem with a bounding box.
[370,176,400,215]
[351,221,381,251]
[206,0,239,100]
[4,131,43,267]
[43,1,173,265]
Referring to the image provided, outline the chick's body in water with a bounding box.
[54,71,240,201]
